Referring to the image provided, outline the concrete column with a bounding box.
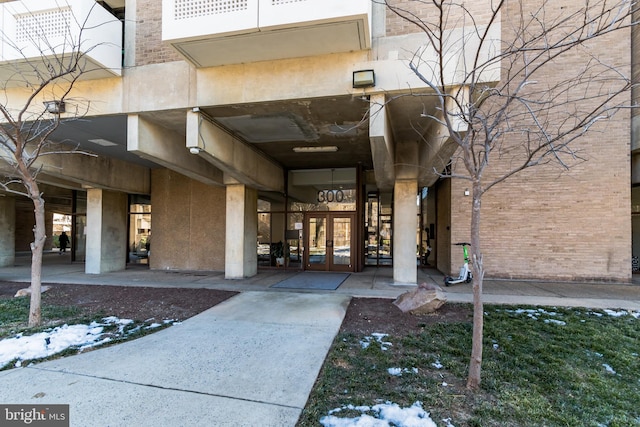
[393,179,418,284]
[85,189,128,274]
[225,184,258,279]
[45,210,53,251]
[0,197,15,267]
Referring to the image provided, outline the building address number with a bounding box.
[317,189,345,203]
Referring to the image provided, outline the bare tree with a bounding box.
[380,0,635,389]
[0,2,110,327]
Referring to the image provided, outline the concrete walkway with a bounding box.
[0,291,350,426]
[1,253,639,426]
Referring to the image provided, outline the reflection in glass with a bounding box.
[332,217,351,265]
[309,217,326,264]
[128,203,151,264]
[365,192,393,266]
[73,191,87,262]
[257,212,272,267]
[287,212,303,269]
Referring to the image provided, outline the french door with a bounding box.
[304,212,355,272]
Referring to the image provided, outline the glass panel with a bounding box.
[128,203,151,265]
[74,215,86,262]
[288,168,357,212]
[332,217,351,265]
[270,212,286,267]
[379,214,392,265]
[257,199,271,213]
[308,217,326,265]
[365,191,393,266]
[365,192,379,266]
[257,212,271,267]
[73,191,87,262]
[287,212,303,269]
[379,192,393,266]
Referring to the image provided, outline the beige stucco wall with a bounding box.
[150,169,226,271]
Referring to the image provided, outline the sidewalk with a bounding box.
[2,252,640,310]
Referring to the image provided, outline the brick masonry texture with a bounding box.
[396,0,633,281]
[135,0,183,66]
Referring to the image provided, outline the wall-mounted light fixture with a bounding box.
[43,100,65,114]
[464,188,470,196]
[189,147,201,154]
[293,146,338,153]
[352,70,375,88]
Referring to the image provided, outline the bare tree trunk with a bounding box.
[27,180,45,327]
[467,182,484,390]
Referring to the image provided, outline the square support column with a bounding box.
[86,189,128,274]
[0,197,15,267]
[393,179,418,284]
[225,184,258,279]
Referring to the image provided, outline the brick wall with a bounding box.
[135,0,183,66]
[385,0,495,37]
[443,1,632,282]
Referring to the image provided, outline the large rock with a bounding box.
[393,282,447,314]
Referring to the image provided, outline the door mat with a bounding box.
[271,272,350,291]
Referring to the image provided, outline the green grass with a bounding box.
[0,297,173,370]
[298,305,640,427]
[0,297,84,337]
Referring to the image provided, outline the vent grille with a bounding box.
[15,8,72,43]
[174,0,248,20]
[272,0,307,5]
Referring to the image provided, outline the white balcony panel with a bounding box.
[259,0,370,37]
[0,0,122,87]
[162,0,260,41]
[163,0,371,67]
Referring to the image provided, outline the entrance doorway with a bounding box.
[305,212,355,272]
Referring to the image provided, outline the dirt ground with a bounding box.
[0,281,238,322]
[341,297,473,336]
[1,280,471,329]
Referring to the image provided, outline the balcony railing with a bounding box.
[0,0,122,87]
[162,0,371,67]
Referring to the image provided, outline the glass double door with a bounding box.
[305,212,355,272]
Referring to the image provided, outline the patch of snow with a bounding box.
[360,333,393,351]
[603,309,640,319]
[431,360,443,369]
[321,401,438,427]
[388,367,402,376]
[388,367,418,376]
[544,319,566,326]
[603,309,628,318]
[602,364,616,375]
[0,317,175,369]
[442,418,456,427]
